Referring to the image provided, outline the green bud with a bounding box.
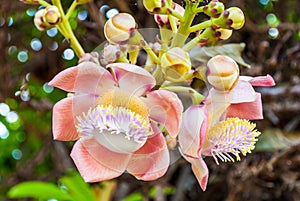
[213,7,245,30]
[203,0,224,18]
[143,0,169,14]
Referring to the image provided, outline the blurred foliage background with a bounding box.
[0,0,300,200]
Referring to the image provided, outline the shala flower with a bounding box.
[179,56,275,191]
[49,61,183,182]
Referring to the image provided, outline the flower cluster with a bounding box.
[23,0,275,191]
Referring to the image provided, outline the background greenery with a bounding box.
[0,0,300,200]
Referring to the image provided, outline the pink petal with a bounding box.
[142,90,183,138]
[240,75,275,86]
[80,138,131,175]
[107,63,156,96]
[178,105,207,158]
[70,140,124,182]
[126,125,169,181]
[226,93,263,120]
[228,80,257,103]
[189,156,209,191]
[52,94,97,141]
[49,62,115,94]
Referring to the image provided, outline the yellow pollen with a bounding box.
[203,117,261,164]
[97,89,149,119]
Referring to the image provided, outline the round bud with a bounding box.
[43,6,61,26]
[104,13,136,45]
[203,0,225,18]
[154,3,184,27]
[207,55,239,91]
[226,7,245,30]
[143,0,165,13]
[161,47,191,80]
[212,7,245,30]
[217,28,233,40]
[34,9,47,31]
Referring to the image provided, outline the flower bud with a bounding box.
[43,6,61,26]
[203,0,224,18]
[34,9,47,31]
[100,44,121,65]
[197,27,232,47]
[217,28,233,40]
[104,13,136,45]
[154,3,184,27]
[213,7,245,30]
[161,47,191,79]
[20,0,39,4]
[207,55,239,91]
[143,0,167,14]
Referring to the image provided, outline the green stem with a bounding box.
[194,6,204,13]
[189,20,213,33]
[161,86,205,105]
[168,8,185,22]
[140,39,160,64]
[168,15,178,33]
[66,1,78,20]
[171,1,199,47]
[38,0,51,6]
[52,0,85,57]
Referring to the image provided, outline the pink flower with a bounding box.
[49,61,183,182]
[178,75,275,191]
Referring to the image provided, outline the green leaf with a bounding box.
[189,43,251,68]
[7,181,74,200]
[60,171,95,201]
[122,192,143,201]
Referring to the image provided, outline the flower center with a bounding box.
[202,118,261,165]
[97,89,149,119]
[76,105,153,154]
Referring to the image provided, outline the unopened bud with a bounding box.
[197,27,232,47]
[161,47,191,79]
[143,0,167,14]
[217,28,233,40]
[100,44,121,65]
[154,3,184,27]
[203,0,224,18]
[20,0,39,4]
[104,13,136,45]
[34,9,47,31]
[207,55,239,91]
[213,7,245,30]
[43,6,61,26]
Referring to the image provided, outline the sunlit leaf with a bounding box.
[189,43,251,68]
[8,181,74,200]
[60,171,95,201]
[122,192,143,201]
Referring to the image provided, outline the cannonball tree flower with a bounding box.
[179,55,275,191]
[49,61,183,182]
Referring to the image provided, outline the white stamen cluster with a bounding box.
[76,105,153,143]
[206,118,261,165]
